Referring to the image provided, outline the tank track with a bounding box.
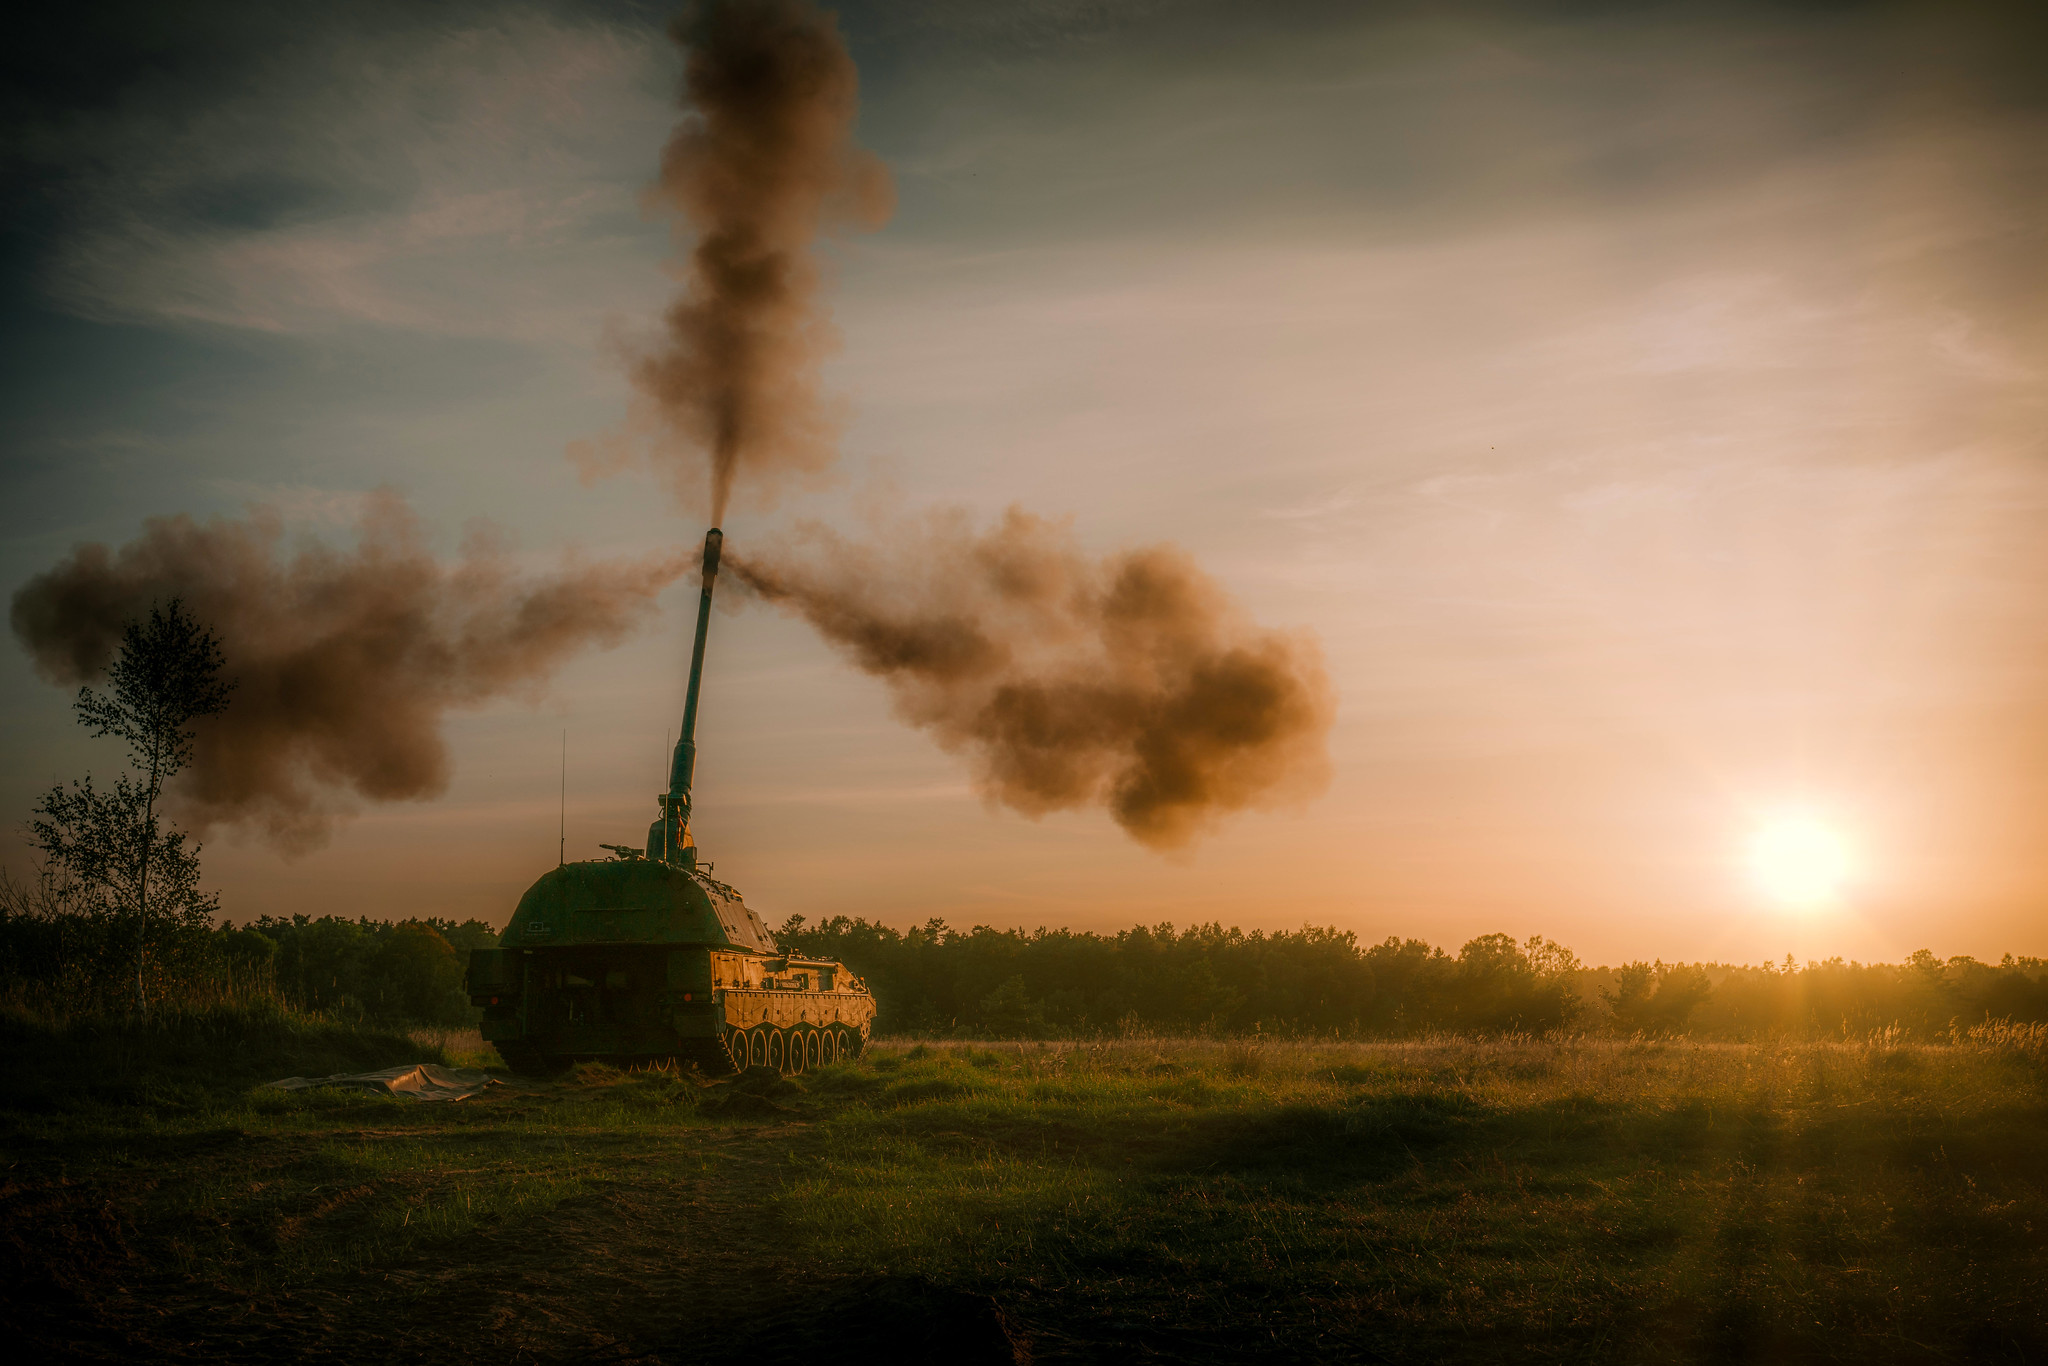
[494,1023,868,1078]
[710,1021,868,1076]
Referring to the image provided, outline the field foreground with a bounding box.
[3,1027,2045,1363]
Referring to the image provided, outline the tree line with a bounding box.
[0,882,499,1027]
[233,914,498,1025]
[777,914,2048,1040]
[774,917,1583,1036]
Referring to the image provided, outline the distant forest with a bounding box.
[0,891,498,1026]
[6,885,2045,1037]
[775,916,2048,1041]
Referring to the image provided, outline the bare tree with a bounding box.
[31,599,232,1011]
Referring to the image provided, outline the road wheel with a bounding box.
[768,1029,785,1072]
[716,1029,743,1074]
[747,1029,765,1068]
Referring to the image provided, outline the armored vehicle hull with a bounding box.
[469,857,875,1075]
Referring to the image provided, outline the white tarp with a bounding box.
[266,1063,501,1101]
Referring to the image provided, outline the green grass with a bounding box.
[0,996,444,1110]
[3,1027,2044,1362]
[1,1022,723,1290]
[784,1036,2048,1360]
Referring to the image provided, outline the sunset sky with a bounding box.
[4,0,2044,966]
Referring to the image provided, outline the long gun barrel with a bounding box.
[648,527,722,865]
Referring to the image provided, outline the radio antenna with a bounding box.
[558,729,567,866]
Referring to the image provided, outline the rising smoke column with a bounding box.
[727,510,1335,849]
[575,3,1335,850]
[573,0,892,521]
[11,493,687,853]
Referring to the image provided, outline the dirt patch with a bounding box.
[0,1176,153,1360]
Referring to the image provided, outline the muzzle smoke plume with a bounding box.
[572,0,891,522]
[11,494,687,852]
[728,511,1335,849]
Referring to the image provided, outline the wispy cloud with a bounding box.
[36,8,670,341]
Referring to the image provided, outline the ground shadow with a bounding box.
[672,1274,1029,1365]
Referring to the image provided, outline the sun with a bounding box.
[1747,814,1853,909]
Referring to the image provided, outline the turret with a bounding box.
[648,527,723,866]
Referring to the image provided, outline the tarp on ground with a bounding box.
[266,1063,501,1101]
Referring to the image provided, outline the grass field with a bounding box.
[4,1016,2045,1363]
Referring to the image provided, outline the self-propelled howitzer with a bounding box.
[466,528,876,1075]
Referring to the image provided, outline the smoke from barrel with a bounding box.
[570,0,892,523]
[726,510,1335,849]
[10,493,688,853]
[566,3,1336,853]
